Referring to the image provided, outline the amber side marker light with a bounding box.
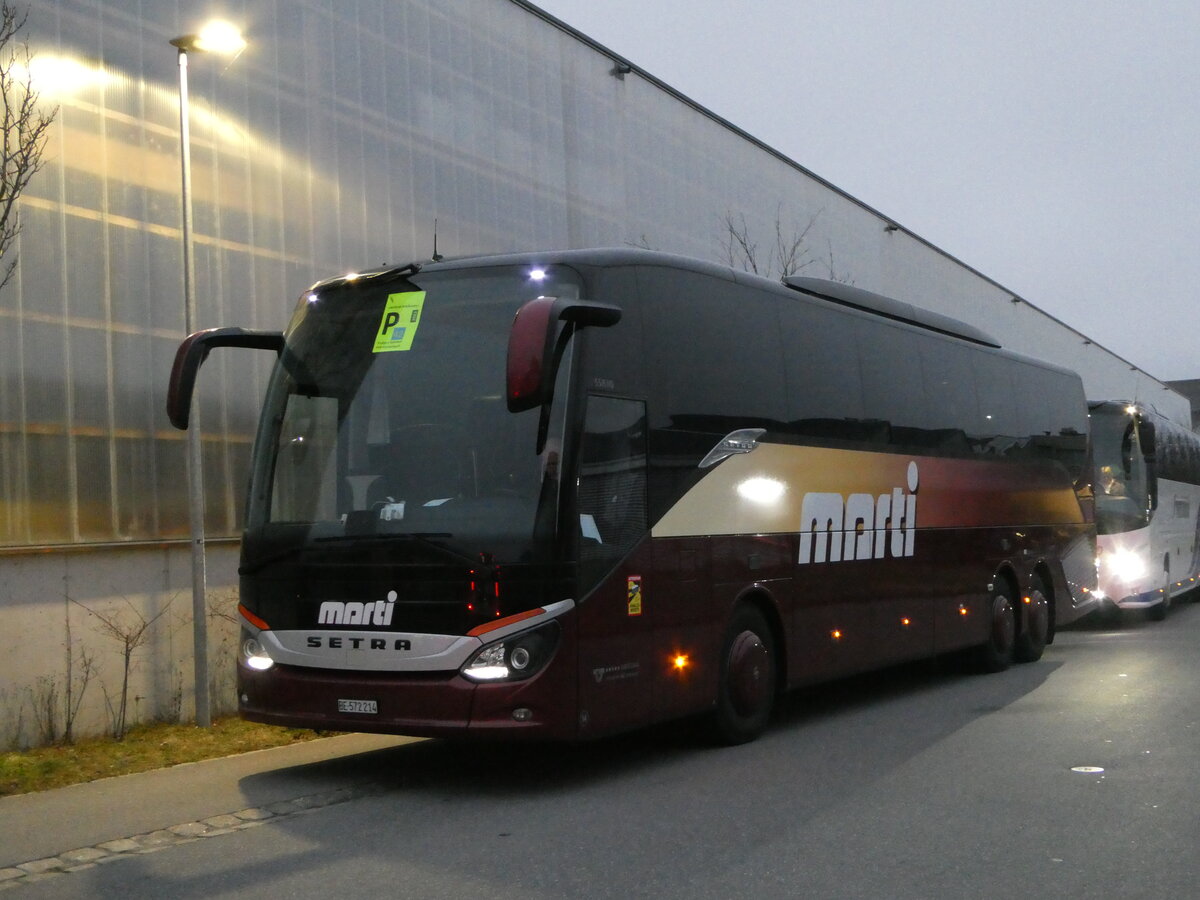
[672,654,690,671]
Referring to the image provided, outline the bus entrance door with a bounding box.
[576,546,656,737]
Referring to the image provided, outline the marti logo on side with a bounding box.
[798,461,919,564]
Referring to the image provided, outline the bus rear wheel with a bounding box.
[1013,576,1049,663]
[711,607,776,744]
[973,583,1015,672]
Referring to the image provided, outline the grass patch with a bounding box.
[0,717,329,798]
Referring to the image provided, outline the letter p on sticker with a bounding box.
[372,291,427,353]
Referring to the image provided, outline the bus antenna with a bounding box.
[432,219,443,262]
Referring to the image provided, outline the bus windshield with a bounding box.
[244,265,581,567]
[1090,404,1151,534]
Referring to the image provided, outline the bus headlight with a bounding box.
[240,628,275,671]
[1106,549,1147,584]
[461,622,559,682]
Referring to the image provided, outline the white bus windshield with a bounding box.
[1091,405,1151,534]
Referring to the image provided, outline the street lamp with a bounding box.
[171,20,246,728]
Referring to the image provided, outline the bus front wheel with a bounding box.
[712,607,776,744]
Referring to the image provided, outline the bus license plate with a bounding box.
[337,698,378,714]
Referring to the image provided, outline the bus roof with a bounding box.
[312,248,1002,350]
[783,276,1001,349]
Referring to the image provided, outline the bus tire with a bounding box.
[973,583,1016,673]
[711,606,776,744]
[1013,575,1049,663]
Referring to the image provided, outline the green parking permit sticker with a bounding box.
[373,291,426,352]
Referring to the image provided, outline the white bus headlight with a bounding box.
[1107,549,1147,584]
[462,622,559,682]
[240,628,275,671]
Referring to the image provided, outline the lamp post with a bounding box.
[170,20,246,728]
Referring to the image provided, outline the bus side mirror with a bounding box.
[168,327,284,429]
[506,298,621,413]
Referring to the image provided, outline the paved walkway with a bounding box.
[0,733,416,889]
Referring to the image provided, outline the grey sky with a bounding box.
[531,0,1199,382]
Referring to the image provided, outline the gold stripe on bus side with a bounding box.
[650,443,1084,540]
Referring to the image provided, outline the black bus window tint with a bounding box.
[1019,366,1088,479]
[639,268,786,440]
[779,301,867,446]
[1186,428,1200,485]
[857,320,933,449]
[639,269,786,522]
[917,338,978,457]
[578,396,648,586]
[970,354,1022,456]
[1157,425,1174,481]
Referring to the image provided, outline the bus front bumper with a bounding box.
[237,658,578,741]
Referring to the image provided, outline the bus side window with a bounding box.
[778,301,866,446]
[970,354,1022,456]
[578,396,648,572]
[271,394,339,522]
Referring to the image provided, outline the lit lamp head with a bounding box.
[170,20,247,55]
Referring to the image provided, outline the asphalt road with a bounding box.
[7,598,1198,899]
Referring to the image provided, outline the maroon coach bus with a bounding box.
[168,249,1099,743]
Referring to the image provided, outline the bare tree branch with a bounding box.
[824,239,854,284]
[71,596,173,740]
[0,1,57,291]
[719,211,761,275]
[718,207,832,281]
[772,203,820,277]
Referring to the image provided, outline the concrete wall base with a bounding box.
[0,543,241,749]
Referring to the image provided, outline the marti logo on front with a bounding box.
[318,590,397,626]
[798,461,919,564]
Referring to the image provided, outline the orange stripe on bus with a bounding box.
[239,604,271,631]
[467,608,544,637]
